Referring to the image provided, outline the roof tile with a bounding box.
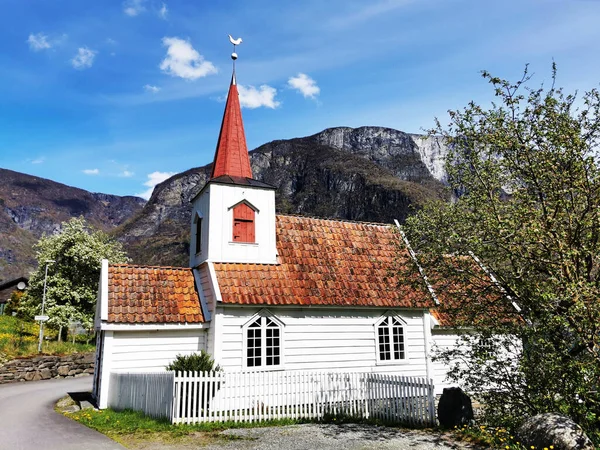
[214,215,432,309]
[107,265,205,324]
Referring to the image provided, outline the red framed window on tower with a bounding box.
[232,203,255,243]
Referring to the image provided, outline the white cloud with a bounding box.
[159,2,168,19]
[120,170,134,177]
[144,84,161,93]
[30,157,45,164]
[124,0,146,16]
[71,47,96,70]
[160,37,217,80]
[136,171,175,200]
[288,73,320,99]
[106,38,117,45]
[27,33,51,51]
[83,168,99,175]
[237,85,280,109]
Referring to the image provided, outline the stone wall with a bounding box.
[0,352,94,384]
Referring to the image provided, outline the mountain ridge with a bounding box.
[0,168,146,282]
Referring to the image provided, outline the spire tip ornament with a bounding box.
[228,34,242,61]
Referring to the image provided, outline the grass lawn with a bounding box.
[65,408,303,448]
[0,315,94,360]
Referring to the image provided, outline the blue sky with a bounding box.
[1,0,599,199]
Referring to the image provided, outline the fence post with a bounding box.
[428,378,435,426]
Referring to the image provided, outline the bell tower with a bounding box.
[190,37,277,267]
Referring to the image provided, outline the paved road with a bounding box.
[0,376,124,450]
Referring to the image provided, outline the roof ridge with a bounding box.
[109,263,190,270]
[276,213,394,227]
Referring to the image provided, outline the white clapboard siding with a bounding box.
[216,306,428,377]
[109,372,174,420]
[431,330,464,395]
[110,330,207,372]
[431,331,522,396]
[167,370,435,426]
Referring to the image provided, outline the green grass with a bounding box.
[0,315,94,360]
[66,408,305,447]
[452,424,532,449]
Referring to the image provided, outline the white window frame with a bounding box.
[374,313,409,366]
[242,310,285,371]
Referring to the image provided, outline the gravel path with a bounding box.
[138,423,480,450]
[214,424,478,450]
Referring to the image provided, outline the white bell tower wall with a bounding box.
[190,182,278,267]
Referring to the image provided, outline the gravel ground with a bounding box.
[196,423,481,450]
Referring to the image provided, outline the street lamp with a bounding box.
[37,260,55,353]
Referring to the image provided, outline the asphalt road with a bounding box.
[0,376,124,450]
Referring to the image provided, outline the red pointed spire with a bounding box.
[210,74,253,179]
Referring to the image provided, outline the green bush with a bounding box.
[166,351,221,373]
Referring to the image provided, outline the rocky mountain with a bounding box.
[119,126,449,267]
[0,168,145,282]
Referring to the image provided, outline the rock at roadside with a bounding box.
[517,413,594,450]
[437,387,474,428]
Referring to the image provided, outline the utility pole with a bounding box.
[37,260,55,353]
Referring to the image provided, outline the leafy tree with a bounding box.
[4,290,24,317]
[20,217,129,338]
[402,65,600,438]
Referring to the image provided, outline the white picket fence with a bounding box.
[172,371,435,426]
[108,370,435,427]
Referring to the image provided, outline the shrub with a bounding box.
[166,351,221,373]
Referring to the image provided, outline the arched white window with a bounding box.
[376,315,406,362]
[244,313,283,369]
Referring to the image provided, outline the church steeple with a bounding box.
[210,38,252,180]
[190,36,277,268]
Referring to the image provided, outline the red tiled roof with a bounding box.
[210,78,253,179]
[424,257,518,328]
[213,215,433,308]
[107,264,204,324]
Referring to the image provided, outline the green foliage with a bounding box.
[166,351,221,373]
[402,65,600,437]
[453,425,528,449]
[0,315,93,359]
[18,217,129,334]
[4,290,24,317]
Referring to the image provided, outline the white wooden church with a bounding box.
[92,50,461,410]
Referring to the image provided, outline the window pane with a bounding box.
[378,324,390,360]
[247,323,261,367]
[265,319,280,366]
[392,325,405,360]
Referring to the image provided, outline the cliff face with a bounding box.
[0,168,145,282]
[120,126,449,267]
[313,126,447,183]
